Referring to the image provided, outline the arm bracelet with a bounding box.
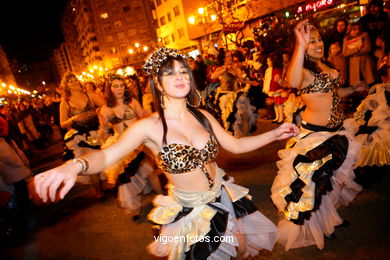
[72,158,91,174]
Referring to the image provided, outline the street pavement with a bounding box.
[2,119,389,260]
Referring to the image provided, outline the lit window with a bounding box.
[116,32,126,40]
[106,35,114,42]
[173,6,180,16]
[101,13,108,19]
[103,23,112,31]
[163,36,170,45]
[160,16,166,26]
[127,29,137,37]
[114,20,122,28]
[178,28,184,38]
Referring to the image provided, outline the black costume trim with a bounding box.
[302,121,341,132]
[117,152,146,185]
[285,134,349,225]
[152,187,258,259]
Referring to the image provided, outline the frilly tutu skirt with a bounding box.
[148,165,278,259]
[344,83,390,167]
[271,121,362,250]
[101,135,153,214]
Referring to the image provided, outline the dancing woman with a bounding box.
[99,74,161,218]
[33,47,299,259]
[271,20,366,251]
[59,73,104,198]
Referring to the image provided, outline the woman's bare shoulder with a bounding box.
[138,112,161,127]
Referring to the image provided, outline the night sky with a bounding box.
[0,0,67,63]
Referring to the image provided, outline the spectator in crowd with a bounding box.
[263,53,286,124]
[85,81,105,107]
[187,56,205,92]
[0,117,32,212]
[342,22,376,86]
[196,54,208,90]
[16,103,43,149]
[359,0,389,53]
[324,18,348,58]
[374,29,390,82]
[0,104,25,150]
[328,41,347,84]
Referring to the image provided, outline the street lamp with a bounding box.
[198,8,204,15]
[143,46,148,52]
[128,48,134,54]
[188,16,196,24]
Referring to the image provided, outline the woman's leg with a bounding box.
[277,104,284,123]
[272,104,279,122]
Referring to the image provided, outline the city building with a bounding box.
[59,0,157,75]
[154,0,198,52]
[0,45,17,88]
[53,43,73,81]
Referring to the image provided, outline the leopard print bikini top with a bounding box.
[157,133,219,190]
[297,72,344,128]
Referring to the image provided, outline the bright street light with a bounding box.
[211,14,217,21]
[198,8,204,15]
[188,16,195,24]
[143,46,148,52]
[135,43,140,48]
[129,48,134,54]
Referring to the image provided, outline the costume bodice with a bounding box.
[157,133,219,189]
[108,105,137,125]
[67,94,95,117]
[66,94,99,132]
[297,72,343,128]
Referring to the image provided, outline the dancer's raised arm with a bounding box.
[287,20,310,89]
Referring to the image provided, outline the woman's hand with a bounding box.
[294,19,310,48]
[33,162,80,203]
[352,81,369,93]
[273,123,300,141]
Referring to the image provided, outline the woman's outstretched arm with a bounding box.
[33,118,151,202]
[201,110,299,154]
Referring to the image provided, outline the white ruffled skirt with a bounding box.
[271,122,362,250]
[148,166,278,259]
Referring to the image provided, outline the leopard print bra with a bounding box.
[297,72,344,128]
[157,133,219,190]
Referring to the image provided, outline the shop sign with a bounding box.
[223,21,244,33]
[297,0,334,13]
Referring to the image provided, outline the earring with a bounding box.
[186,90,201,107]
[160,91,166,109]
[304,52,308,60]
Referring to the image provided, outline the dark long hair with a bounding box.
[104,75,133,108]
[150,56,212,145]
[60,73,84,101]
